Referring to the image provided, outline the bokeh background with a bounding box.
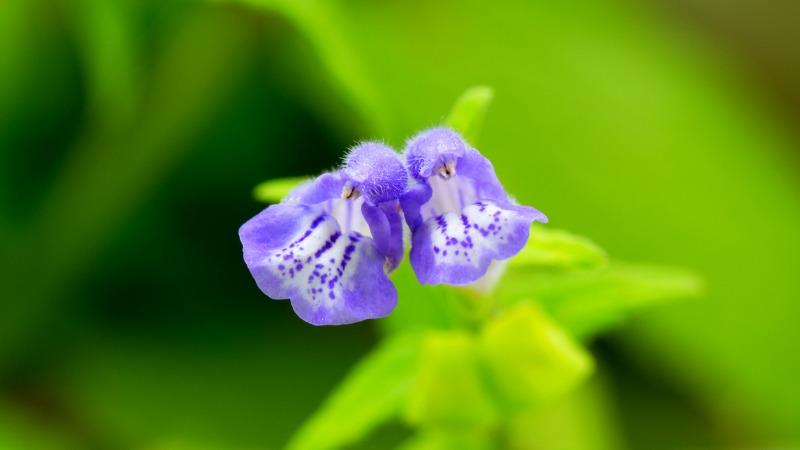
[1,0,799,448]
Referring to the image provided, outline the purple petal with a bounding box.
[239,203,397,325]
[409,201,547,285]
[342,142,407,205]
[405,127,467,182]
[361,201,404,271]
[456,146,510,206]
[286,172,345,205]
[402,127,548,285]
[402,127,515,219]
[399,183,432,230]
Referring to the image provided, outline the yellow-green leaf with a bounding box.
[444,86,494,145]
[479,303,593,410]
[498,263,703,340]
[511,224,608,270]
[252,176,308,203]
[404,331,497,429]
[396,430,495,450]
[286,333,422,450]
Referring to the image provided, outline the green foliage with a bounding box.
[71,0,141,127]
[0,399,79,450]
[286,333,423,450]
[497,262,703,340]
[219,0,391,137]
[253,176,309,203]
[141,440,236,450]
[506,376,625,450]
[280,87,703,449]
[294,302,599,449]
[383,262,478,334]
[0,0,794,446]
[511,224,608,270]
[444,86,494,145]
[0,5,258,363]
[396,430,494,450]
[480,303,593,410]
[404,332,497,429]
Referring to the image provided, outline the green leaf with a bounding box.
[403,331,497,430]
[0,7,257,365]
[444,86,494,145]
[382,262,483,335]
[286,333,423,450]
[71,0,142,128]
[506,375,625,450]
[252,176,308,203]
[511,224,608,270]
[497,263,703,340]
[479,303,594,411]
[141,439,232,450]
[0,399,80,450]
[396,430,495,450]
[218,0,391,137]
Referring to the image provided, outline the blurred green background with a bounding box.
[1,0,799,448]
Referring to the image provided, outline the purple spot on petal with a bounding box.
[310,215,325,229]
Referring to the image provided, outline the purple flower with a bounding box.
[401,127,547,285]
[239,142,407,325]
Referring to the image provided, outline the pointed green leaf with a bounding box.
[286,333,423,450]
[507,375,625,450]
[511,224,608,270]
[404,331,497,430]
[396,430,495,450]
[217,0,391,136]
[252,176,308,203]
[479,303,593,410]
[72,0,142,127]
[445,86,494,145]
[497,263,703,340]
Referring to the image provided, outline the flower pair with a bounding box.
[239,128,547,325]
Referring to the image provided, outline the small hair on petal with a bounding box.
[404,127,468,181]
[342,142,408,204]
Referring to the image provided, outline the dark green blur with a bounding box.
[1,0,799,449]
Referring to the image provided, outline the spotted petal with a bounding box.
[239,203,397,325]
[402,127,548,286]
[409,201,545,285]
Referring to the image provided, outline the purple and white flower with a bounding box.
[400,127,547,286]
[239,142,406,325]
